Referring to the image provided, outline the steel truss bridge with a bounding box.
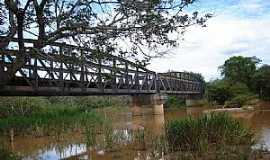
[0,38,204,97]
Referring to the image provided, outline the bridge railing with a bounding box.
[157,72,203,94]
[0,38,157,95]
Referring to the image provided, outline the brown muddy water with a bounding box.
[2,106,270,160]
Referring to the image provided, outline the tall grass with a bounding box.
[0,144,20,160]
[165,113,253,153]
[0,97,49,118]
[0,103,104,136]
[0,96,129,136]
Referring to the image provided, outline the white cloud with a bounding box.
[148,14,270,81]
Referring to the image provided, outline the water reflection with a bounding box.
[3,107,270,159]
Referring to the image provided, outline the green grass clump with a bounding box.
[0,97,49,117]
[0,145,20,160]
[0,104,104,136]
[165,113,253,153]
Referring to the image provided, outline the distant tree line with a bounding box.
[206,56,270,107]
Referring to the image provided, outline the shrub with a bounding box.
[225,94,252,108]
[165,96,185,108]
[206,80,232,105]
[165,113,253,152]
[206,80,255,106]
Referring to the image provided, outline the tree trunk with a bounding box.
[6,10,26,80]
[17,10,25,53]
[35,9,45,49]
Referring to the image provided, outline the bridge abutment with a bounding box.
[131,94,167,116]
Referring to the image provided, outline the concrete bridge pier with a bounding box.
[131,94,167,116]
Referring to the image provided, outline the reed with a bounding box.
[0,145,20,160]
[165,113,253,152]
[0,104,104,136]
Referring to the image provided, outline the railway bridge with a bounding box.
[0,38,204,115]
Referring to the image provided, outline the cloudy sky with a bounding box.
[149,0,270,81]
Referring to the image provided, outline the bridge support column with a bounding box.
[131,94,167,116]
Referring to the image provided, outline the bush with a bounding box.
[206,80,232,105]
[206,80,255,106]
[225,94,253,108]
[165,96,186,108]
[165,113,253,152]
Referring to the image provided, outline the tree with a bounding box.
[0,0,212,58]
[206,79,253,106]
[219,56,261,88]
[0,0,211,83]
[206,80,232,105]
[253,65,270,100]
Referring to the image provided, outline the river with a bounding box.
[2,106,270,160]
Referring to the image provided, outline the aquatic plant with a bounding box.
[132,129,146,150]
[85,125,97,148]
[165,113,253,152]
[104,122,115,151]
[0,104,104,136]
[0,97,49,117]
[0,145,20,160]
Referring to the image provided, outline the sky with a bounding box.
[148,0,270,81]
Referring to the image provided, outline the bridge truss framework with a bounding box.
[0,38,204,97]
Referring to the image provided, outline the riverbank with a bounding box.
[0,96,130,136]
[1,96,270,159]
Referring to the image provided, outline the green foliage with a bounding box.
[253,65,270,100]
[225,94,255,108]
[0,103,104,136]
[0,145,20,160]
[206,80,232,105]
[207,56,270,105]
[206,79,255,106]
[75,96,129,111]
[48,96,129,112]
[165,96,186,108]
[1,0,211,63]
[0,97,49,118]
[219,56,261,87]
[165,113,253,153]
